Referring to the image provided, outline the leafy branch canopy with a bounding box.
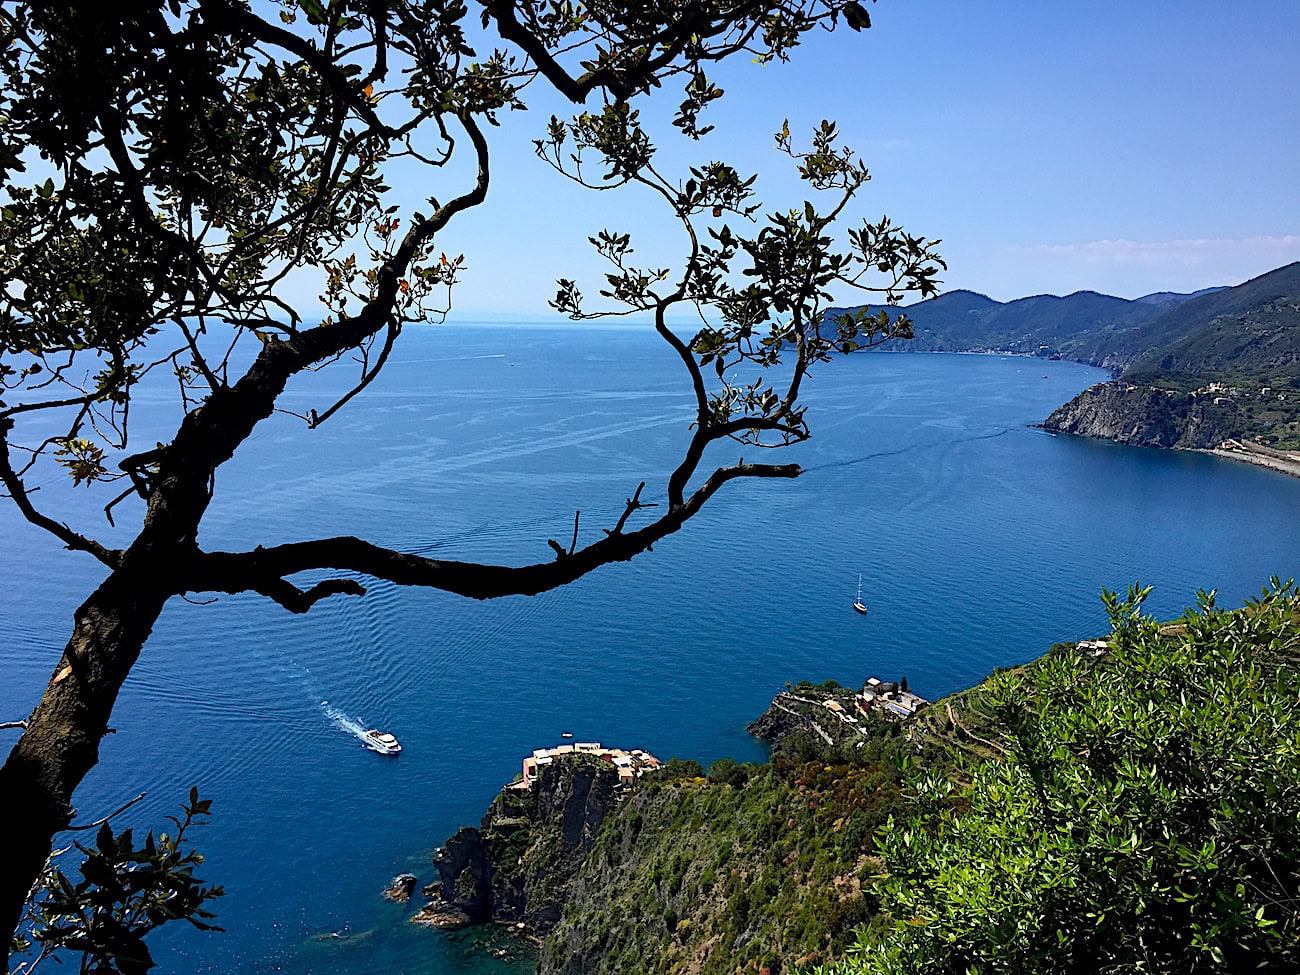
[0,0,941,608]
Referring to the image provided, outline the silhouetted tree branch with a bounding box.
[0,2,941,966]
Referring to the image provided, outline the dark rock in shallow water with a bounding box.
[411,903,475,929]
[382,872,418,902]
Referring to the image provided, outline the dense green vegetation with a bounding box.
[542,735,920,975]
[1126,373,1300,450]
[824,581,1300,975]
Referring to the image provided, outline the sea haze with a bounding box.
[3,323,1299,974]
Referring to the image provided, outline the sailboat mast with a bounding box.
[853,573,868,614]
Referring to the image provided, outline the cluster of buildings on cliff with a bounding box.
[508,741,661,791]
[508,676,934,793]
[786,677,932,730]
[1197,381,1288,405]
[855,676,930,719]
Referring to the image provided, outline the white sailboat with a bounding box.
[853,574,868,615]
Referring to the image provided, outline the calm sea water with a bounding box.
[4,324,1299,973]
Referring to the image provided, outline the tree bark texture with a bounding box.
[0,567,170,949]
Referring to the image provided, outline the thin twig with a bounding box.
[608,481,658,535]
[66,792,146,831]
[103,485,136,527]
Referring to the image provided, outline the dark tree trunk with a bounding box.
[0,564,171,961]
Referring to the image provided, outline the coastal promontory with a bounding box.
[403,587,1300,974]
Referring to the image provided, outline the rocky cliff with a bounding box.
[1041,381,1243,449]
[746,686,877,752]
[413,755,622,935]
[418,690,923,975]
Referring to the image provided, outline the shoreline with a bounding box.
[1198,447,1300,480]
[1035,425,1300,481]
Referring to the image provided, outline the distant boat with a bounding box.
[362,730,401,755]
[561,731,574,739]
[853,574,868,615]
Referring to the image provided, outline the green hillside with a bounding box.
[421,582,1300,975]
[823,582,1300,975]
[835,289,1166,364]
[1082,261,1300,376]
[1043,264,1300,449]
[1123,263,1300,380]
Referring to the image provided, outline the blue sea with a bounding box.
[3,323,1299,973]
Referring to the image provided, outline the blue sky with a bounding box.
[361,0,1300,316]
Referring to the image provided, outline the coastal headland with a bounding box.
[389,658,1082,971]
[841,261,1300,464]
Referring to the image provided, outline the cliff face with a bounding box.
[1042,381,1239,449]
[419,827,493,927]
[416,756,622,935]
[486,758,621,931]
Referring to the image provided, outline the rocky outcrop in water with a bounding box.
[1042,381,1239,449]
[412,828,493,928]
[382,872,418,902]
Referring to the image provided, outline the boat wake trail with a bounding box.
[321,702,370,745]
[803,426,1010,474]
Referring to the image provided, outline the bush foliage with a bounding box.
[825,581,1300,974]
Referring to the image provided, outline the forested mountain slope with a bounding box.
[1123,262,1300,379]
[834,288,1169,366]
[1043,263,1300,448]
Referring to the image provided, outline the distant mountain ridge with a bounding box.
[834,262,1300,451]
[832,285,1218,372]
[1134,286,1227,307]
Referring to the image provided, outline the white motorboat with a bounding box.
[362,729,402,755]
